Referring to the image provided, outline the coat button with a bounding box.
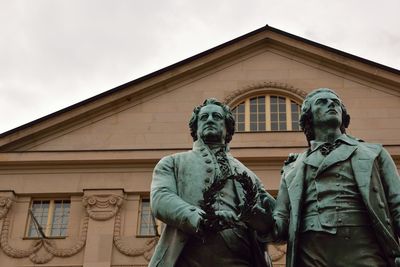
[189,207,196,211]
[205,178,210,183]
[200,147,205,151]
[205,159,212,164]
[206,168,213,173]
[202,153,208,157]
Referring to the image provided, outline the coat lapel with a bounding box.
[351,145,379,198]
[315,144,357,176]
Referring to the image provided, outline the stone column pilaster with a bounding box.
[82,189,123,267]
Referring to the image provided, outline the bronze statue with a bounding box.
[274,88,400,267]
[149,98,275,267]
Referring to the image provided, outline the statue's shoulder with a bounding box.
[281,152,303,177]
[347,135,383,154]
[157,150,194,164]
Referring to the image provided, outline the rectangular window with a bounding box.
[138,199,164,237]
[27,199,70,238]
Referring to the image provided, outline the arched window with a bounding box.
[231,95,301,132]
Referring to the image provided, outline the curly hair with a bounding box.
[189,98,235,144]
[299,88,351,145]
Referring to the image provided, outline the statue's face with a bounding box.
[310,91,342,129]
[197,104,227,144]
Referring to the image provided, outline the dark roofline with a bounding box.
[266,25,400,75]
[1,25,399,138]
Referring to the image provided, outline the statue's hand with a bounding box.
[198,210,238,234]
[215,210,239,226]
[242,200,274,234]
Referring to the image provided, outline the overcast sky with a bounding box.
[0,0,399,134]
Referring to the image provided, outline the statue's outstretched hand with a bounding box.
[242,199,274,234]
[215,210,239,225]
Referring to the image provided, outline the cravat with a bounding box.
[319,141,342,156]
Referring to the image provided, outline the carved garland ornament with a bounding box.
[83,194,123,221]
[0,197,13,219]
[0,193,157,264]
[0,215,89,264]
[113,211,159,261]
[223,81,307,105]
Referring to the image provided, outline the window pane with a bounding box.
[139,199,157,236]
[232,102,245,132]
[50,200,70,237]
[290,101,301,131]
[28,200,50,237]
[231,95,301,132]
[237,103,245,113]
[258,114,265,122]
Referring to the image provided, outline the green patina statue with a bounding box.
[274,88,400,267]
[149,98,275,267]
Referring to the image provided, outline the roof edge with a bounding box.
[1,24,399,140]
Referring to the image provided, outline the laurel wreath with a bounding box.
[198,171,258,233]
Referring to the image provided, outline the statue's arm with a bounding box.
[273,176,290,242]
[150,155,203,235]
[244,176,276,235]
[379,148,400,237]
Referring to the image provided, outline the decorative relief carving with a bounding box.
[113,211,159,261]
[0,197,13,219]
[1,218,41,258]
[224,81,308,105]
[83,194,123,221]
[0,214,89,264]
[42,215,89,258]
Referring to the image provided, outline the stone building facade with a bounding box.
[0,25,399,267]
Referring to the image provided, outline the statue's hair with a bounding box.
[299,88,350,145]
[189,98,235,144]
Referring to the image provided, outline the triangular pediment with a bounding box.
[1,25,400,152]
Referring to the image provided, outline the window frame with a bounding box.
[25,198,71,239]
[136,198,164,238]
[231,93,302,132]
